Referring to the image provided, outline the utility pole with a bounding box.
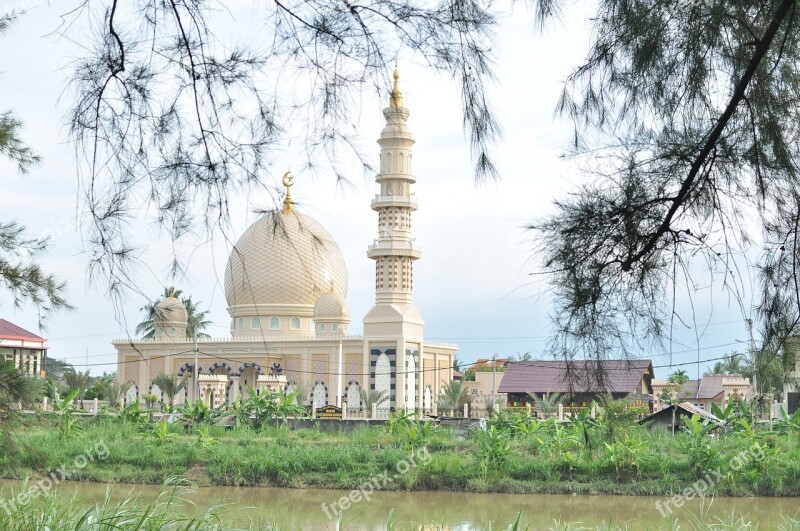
[194,331,199,403]
[747,318,757,399]
[491,353,497,409]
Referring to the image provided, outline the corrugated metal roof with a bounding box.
[639,402,723,426]
[497,359,652,394]
[697,374,726,399]
[0,319,45,341]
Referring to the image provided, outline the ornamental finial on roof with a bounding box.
[281,169,294,214]
[389,63,403,108]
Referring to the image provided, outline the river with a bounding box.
[1,480,798,529]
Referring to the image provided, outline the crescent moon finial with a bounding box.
[282,170,294,214]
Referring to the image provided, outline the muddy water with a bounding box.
[1,480,798,529]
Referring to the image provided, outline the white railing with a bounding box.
[371,194,418,208]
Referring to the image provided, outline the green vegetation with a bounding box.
[3,399,800,498]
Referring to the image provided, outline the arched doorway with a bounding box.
[312,380,327,408]
[405,354,416,411]
[346,380,361,410]
[375,353,390,409]
[424,385,432,412]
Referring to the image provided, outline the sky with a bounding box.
[0,1,756,378]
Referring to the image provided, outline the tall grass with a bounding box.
[5,410,800,497]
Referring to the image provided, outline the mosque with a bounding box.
[114,68,457,412]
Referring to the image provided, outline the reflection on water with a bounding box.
[1,480,798,529]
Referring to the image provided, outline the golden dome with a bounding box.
[155,296,188,326]
[223,210,348,310]
[313,289,350,322]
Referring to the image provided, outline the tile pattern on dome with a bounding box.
[224,210,348,308]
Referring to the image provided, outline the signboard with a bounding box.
[316,405,343,419]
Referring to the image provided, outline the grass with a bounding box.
[3,410,800,497]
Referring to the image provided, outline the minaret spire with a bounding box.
[366,66,421,305]
[389,63,403,108]
[363,66,425,414]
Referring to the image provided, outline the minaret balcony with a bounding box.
[371,194,418,210]
[367,240,422,260]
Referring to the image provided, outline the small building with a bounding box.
[472,357,509,371]
[463,371,507,410]
[0,319,48,378]
[639,402,722,432]
[652,374,750,413]
[497,359,654,410]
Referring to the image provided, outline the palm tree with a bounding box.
[667,370,689,385]
[101,380,132,408]
[136,287,212,339]
[437,380,468,414]
[452,357,464,373]
[182,296,213,339]
[63,369,91,407]
[531,391,563,417]
[151,373,187,407]
[712,352,747,375]
[358,388,389,412]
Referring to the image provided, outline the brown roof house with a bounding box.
[497,359,654,410]
[652,374,750,413]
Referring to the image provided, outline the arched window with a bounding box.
[290,317,301,330]
[320,323,326,332]
[238,317,244,330]
[332,323,339,332]
[251,317,260,329]
[269,317,280,330]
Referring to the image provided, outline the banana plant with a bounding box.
[680,413,718,478]
[474,425,512,477]
[52,389,82,438]
[711,396,737,431]
[148,419,177,443]
[604,433,644,478]
[196,425,219,447]
[773,405,800,436]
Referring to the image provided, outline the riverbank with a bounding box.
[3,414,800,497]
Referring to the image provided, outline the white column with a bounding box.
[417,348,424,411]
[336,341,343,408]
[230,376,240,402]
[396,340,406,411]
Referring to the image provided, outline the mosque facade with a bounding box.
[114,69,457,412]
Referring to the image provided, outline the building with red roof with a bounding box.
[0,319,48,377]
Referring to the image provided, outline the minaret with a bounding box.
[363,65,424,410]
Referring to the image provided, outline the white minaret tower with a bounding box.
[363,65,424,410]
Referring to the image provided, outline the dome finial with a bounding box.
[389,62,403,108]
[281,170,295,214]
